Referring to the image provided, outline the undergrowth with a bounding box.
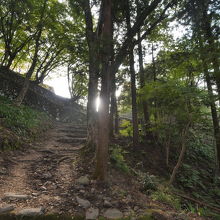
[0,95,51,150]
[0,95,51,137]
[110,144,130,173]
[151,187,181,210]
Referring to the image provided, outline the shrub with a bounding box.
[151,188,181,210]
[0,95,50,137]
[110,145,130,173]
[119,120,132,137]
[142,173,157,192]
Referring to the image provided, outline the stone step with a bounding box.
[65,134,87,138]
[4,193,31,200]
[58,129,87,134]
[0,205,15,214]
[61,125,87,129]
[17,207,44,216]
[57,138,86,144]
[57,146,85,152]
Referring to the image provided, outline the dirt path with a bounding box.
[0,121,87,216]
[0,122,210,219]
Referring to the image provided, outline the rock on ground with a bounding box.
[103,199,112,208]
[76,176,90,185]
[4,193,30,200]
[86,207,99,219]
[152,211,168,220]
[103,208,123,219]
[17,207,44,216]
[76,196,91,209]
[0,205,14,214]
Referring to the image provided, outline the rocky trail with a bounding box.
[0,122,91,218]
[0,122,148,219]
[0,122,209,219]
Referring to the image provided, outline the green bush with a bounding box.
[177,164,203,190]
[142,173,157,192]
[0,95,50,137]
[119,120,132,137]
[151,188,181,210]
[110,145,130,173]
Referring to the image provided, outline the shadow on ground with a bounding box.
[0,214,84,220]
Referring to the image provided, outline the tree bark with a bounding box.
[165,133,171,167]
[87,54,99,150]
[137,31,151,135]
[125,0,139,147]
[80,0,100,150]
[14,31,41,106]
[109,72,117,138]
[198,37,220,172]
[79,0,175,179]
[202,11,220,100]
[94,0,112,181]
[169,122,190,185]
[94,65,111,181]
[129,48,139,146]
[204,65,220,173]
[115,99,119,135]
[14,0,47,106]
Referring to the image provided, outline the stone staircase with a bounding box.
[56,123,87,146]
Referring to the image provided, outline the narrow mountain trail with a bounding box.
[0,122,87,216]
[0,122,210,219]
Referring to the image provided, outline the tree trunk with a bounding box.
[14,78,30,106]
[14,44,39,106]
[202,9,220,100]
[205,70,220,174]
[81,0,173,179]
[125,0,139,147]
[81,0,100,151]
[94,0,112,181]
[87,58,99,150]
[136,0,150,134]
[14,0,47,106]
[198,38,220,172]
[169,123,190,185]
[109,72,117,138]
[115,99,119,135]
[137,32,151,135]
[94,65,111,181]
[129,48,139,146]
[6,56,15,69]
[165,133,171,167]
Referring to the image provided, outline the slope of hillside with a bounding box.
[0,95,219,220]
[0,95,51,151]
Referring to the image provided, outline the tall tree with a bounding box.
[181,0,220,172]
[73,0,177,181]
[13,0,69,105]
[0,0,35,68]
[14,0,48,106]
[125,0,139,146]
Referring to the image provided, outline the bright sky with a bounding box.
[44,75,71,98]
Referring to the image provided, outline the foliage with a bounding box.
[175,124,217,191]
[142,173,158,193]
[184,203,220,219]
[0,95,50,137]
[151,188,181,210]
[110,145,130,173]
[177,164,203,191]
[0,0,86,85]
[119,119,133,137]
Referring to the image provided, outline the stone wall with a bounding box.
[0,66,86,123]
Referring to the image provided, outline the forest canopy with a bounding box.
[0,0,220,190]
